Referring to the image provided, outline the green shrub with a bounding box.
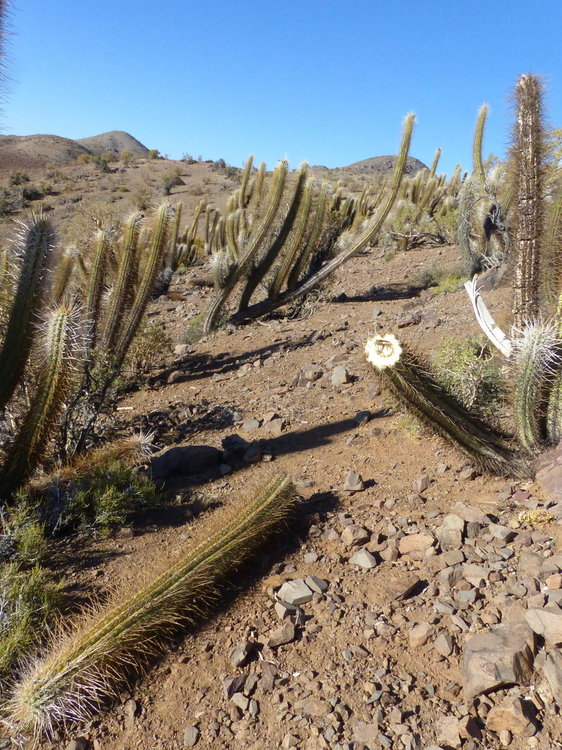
[0,504,47,567]
[9,171,30,187]
[125,321,173,376]
[58,462,159,536]
[0,563,62,679]
[431,336,506,421]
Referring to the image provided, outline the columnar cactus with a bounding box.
[7,475,297,739]
[511,74,546,328]
[365,333,528,477]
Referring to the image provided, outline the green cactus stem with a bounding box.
[365,333,529,478]
[7,475,297,739]
[0,303,82,495]
[202,160,288,335]
[512,321,560,452]
[99,213,142,351]
[238,163,308,311]
[0,216,55,412]
[511,74,546,329]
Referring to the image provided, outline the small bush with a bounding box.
[21,185,44,202]
[125,321,173,376]
[0,563,62,678]
[131,186,154,211]
[57,462,159,536]
[431,336,506,420]
[147,149,161,160]
[9,171,30,186]
[120,150,134,166]
[0,505,47,567]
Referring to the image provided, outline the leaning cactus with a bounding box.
[6,475,297,739]
[365,333,528,478]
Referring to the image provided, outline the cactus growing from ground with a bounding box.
[0,303,82,495]
[511,74,546,328]
[6,475,297,739]
[0,216,55,412]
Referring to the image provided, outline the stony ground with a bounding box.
[31,241,562,750]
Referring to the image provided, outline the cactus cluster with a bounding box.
[183,114,415,338]
[386,149,464,251]
[368,75,562,476]
[0,203,178,500]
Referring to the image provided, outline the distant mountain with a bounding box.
[76,130,149,157]
[0,130,150,169]
[311,155,427,176]
[338,155,428,175]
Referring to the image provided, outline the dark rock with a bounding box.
[65,740,90,750]
[150,445,221,479]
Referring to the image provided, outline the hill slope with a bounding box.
[0,130,150,169]
[76,130,150,157]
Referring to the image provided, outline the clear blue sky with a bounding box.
[4,1,562,175]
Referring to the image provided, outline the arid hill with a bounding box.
[0,134,91,168]
[0,130,150,169]
[337,154,427,175]
[76,130,150,157]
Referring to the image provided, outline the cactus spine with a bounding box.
[7,475,297,738]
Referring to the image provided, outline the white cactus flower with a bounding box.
[365,333,402,370]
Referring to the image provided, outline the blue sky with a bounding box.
[4,1,562,175]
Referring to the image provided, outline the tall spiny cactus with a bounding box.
[202,159,289,335]
[511,74,546,328]
[0,216,54,412]
[7,475,297,739]
[238,163,309,312]
[0,303,82,494]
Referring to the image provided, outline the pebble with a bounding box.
[278,579,314,606]
[183,726,200,747]
[341,524,370,547]
[348,549,378,569]
[486,696,539,737]
[343,470,364,492]
[267,621,296,648]
[331,365,351,386]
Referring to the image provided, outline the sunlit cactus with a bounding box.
[365,333,529,478]
[511,74,546,328]
[6,475,297,739]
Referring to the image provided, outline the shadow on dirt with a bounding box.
[151,334,321,385]
[333,282,426,303]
